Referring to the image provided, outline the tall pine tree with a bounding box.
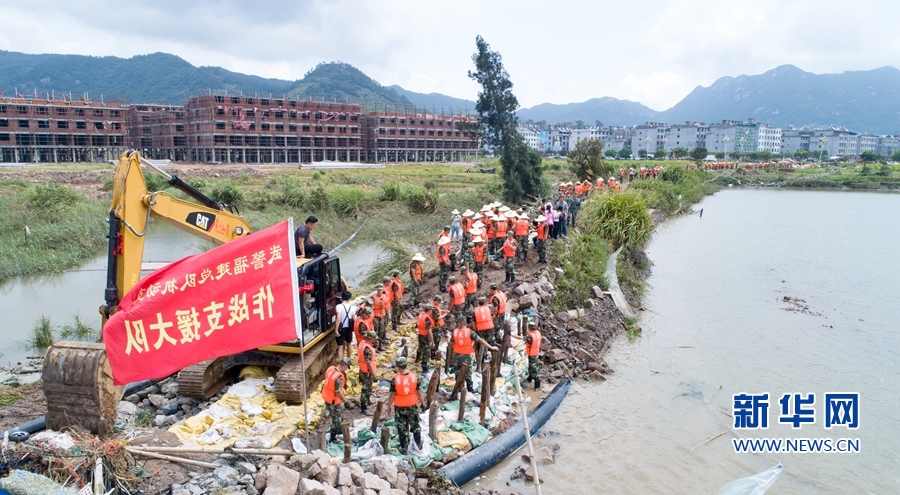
[468,36,543,204]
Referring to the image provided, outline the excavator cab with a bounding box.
[43,151,345,437]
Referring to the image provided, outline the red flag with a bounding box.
[103,220,301,385]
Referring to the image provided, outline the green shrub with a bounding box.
[29,316,55,348]
[380,181,401,201]
[402,184,439,213]
[424,180,437,190]
[579,192,653,249]
[101,178,114,191]
[551,233,610,310]
[210,183,244,205]
[26,182,82,216]
[308,185,329,211]
[59,313,98,340]
[329,186,368,216]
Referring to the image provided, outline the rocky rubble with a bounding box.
[167,449,513,495]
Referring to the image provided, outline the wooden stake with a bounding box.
[370,401,383,433]
[380,425,390,454]
[479,362,490,426]
[342,422,351,463]
[428,401,439,439]
[450,361,469,401]
[489,349,499,396]
[445,346,454,374]
[457,383,467,422]
[425,368,441,408]
[319,430,327,451]
[127,448,218,469]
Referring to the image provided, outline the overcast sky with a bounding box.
[1,0,898,110]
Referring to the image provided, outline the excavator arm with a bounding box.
[102,151,252,320]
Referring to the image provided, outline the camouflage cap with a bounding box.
[467,242,475,248]
[382,276,391,283]
[396,357,408,367]
[489,283,498,290]
[432,295,443,302]
[391,269,401,276]
[448,276,456,282]
[339,357,351,367]
[477,296,487,303]
[528,320,538,328]
[365,331,377,338]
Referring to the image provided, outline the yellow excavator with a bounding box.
[42,151,342,436]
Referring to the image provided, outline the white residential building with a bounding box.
[665,122,708,152]
[877,136,899,158]
[630,122,668,156]
[547,127,571,153]
[569,126,603,150]
[756,123,782,153]
[518,126,542,151]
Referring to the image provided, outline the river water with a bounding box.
[0,221,381,373]
[476,188,899,494]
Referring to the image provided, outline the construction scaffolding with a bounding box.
[363,111,479,163]
[183,95,364,164]
[0,91,127,164]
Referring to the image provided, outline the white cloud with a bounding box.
[1,0,899,112]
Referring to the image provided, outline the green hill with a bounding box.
[0,50,295,104]
[285,62,411,111]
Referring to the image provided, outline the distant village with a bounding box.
[518,119,899,160]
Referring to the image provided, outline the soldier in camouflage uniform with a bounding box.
[323,358,351,443]
[522,321,543,390]
[437,236,451,292]
[502,232,518,285]
[415,304,435,371]
[461,242,474,273]
[388,357,424,454]
[389,270,403,331]
[357,332,377,415]
[451,317,497,394]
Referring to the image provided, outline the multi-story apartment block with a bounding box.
[665,122,708,152]
[630,122,668,156]
[0,94,127,163]
[363,112,477,163]
[126,104,188,161]
[547,127,571,153]
[518,126,542,151]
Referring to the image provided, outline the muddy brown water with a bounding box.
[475,188,899,494]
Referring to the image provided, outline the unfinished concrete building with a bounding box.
[0,93,127,163]
[126,104,188,161]
[182,95,364,164]
[363,112,478,163]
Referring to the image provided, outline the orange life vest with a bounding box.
[431,302,445,327]
[485,220,495,239]
[437,244,450,264]
[473,305,494,331]
[393,372,419,407]
[494,219,507,239]
[515,218,529,237]
[526,329,542,357]
[321,366,346,405]
[537,223,548,240]
[473,243,486,263]
[614,183,620,192]
[490,291,507,316]
[409,261,423,282]
[502,239,517,258]
[358,341,376,374]
[383,283,395,303]
[461,216,472,233]
[417,311,434,336]
[391,278,404,301]
[584,182,592,192]
[465,272,478,295]
[575,184,584,196]
[353,317,369,344]
[373,293,387,317]
[453,326,475,355]
[449,282,465,306]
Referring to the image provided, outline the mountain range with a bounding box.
[0,50,897,134]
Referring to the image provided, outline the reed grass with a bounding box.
[29,315,55,348]
[578,192,654,249]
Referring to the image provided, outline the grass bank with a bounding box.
[710,163,900,190]
[0,163,509,282]
[0,179,107,283]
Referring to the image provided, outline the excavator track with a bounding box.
[273,335,336,404]
[177,334,337,403]
[42,342,123,438]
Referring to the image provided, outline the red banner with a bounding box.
[104,220,301,385]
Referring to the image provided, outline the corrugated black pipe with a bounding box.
[438,376,573,486]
